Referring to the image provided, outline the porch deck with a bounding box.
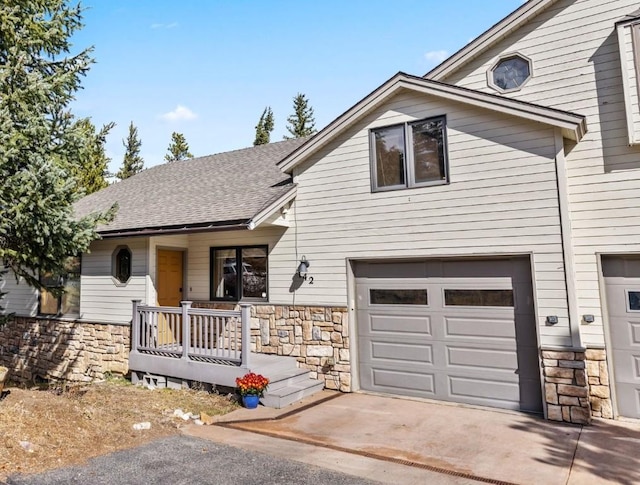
[129,300,266,387]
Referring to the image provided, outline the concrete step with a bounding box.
[248,354,299,375]
[261,378,325,409]
[263,367,315,392]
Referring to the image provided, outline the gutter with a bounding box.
[98,220,250,238]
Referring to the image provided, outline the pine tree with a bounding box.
[164,132,193,162]
[253,107,275,146]
[117,122,144,179]
[0,0,115,309]
[284,93,316,139]
[72,119,115,194]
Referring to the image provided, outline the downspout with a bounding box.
[554,129,583,349]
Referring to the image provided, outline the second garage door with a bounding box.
[355,258,542,413]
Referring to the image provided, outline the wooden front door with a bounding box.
[157,249,184,345]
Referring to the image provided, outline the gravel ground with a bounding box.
[5,435,379,485]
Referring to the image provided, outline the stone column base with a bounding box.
[541,349,591,424]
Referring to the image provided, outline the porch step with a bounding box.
[262,367,314,392]
[248,354,299,375]
[261,377,325,409]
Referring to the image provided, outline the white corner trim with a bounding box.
[553,129,582,349]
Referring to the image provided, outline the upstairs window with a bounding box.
[488,53,532,93]
[39,256,81,316]
[370,116,448,192]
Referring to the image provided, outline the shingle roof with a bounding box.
[74,138,306,235]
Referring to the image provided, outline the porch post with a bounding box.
[181,301,192,360]
[131,300,141,354]
[240,303,251,368]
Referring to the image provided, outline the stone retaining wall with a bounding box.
[541,349,591,424]
[0,317,130,383]
[193,302,351,392]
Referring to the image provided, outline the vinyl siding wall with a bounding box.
[0,272,38,317]
[439,0,640,346]
[286,90,572,347]
[80,237,148,324]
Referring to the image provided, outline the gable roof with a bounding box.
[425,0,562,81]
[74,138,306,237]
[278,72,586,173]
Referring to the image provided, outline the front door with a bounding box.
[157,249,184,345]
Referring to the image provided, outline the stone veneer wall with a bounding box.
[584,348,613,419]
[541,349,591,424]
[0,317,130,383]
[193,302,351,392]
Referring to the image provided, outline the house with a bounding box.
[2,0,640,423]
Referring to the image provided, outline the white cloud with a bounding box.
[151,22,179,29]
[424,50,449,64]
[160,105,198,122]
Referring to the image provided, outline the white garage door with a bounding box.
[603,256,640,419]
[355,258,542,413]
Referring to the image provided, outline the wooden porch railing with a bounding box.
[130,300,252,368]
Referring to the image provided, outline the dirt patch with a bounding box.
[0,378,238,480]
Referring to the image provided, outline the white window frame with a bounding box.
[487,52,533,94]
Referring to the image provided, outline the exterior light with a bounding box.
[546,315,558,325]
[297,256,310,277]
[583,314,595,324]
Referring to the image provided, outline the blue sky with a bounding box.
[71,1,524,174]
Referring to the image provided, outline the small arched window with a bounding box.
[112,246,132,284]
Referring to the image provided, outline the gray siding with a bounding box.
[284,90,571,347]
[80,237,148,324]
[0,271,38,317]
[439,0,640,346]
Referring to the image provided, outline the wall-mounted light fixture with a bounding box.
[546,315,558,325]
[297,256,310,278]
[583,314,595,324]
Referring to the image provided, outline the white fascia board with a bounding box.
[247,186,297,230]
[399,78,587,140]
[425,0,560,81]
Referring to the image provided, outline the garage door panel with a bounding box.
[367,341,434,365]
[446,346,518,370]
[615,385,640,418]
[448,376,520,407]
[444,316,516,341]
[365,368,436,394]
[365,313,432,336]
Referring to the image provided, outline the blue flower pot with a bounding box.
[242,394,260,409]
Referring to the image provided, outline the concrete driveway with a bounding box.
[186,391,640,485]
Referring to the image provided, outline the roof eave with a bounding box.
[247,185,297,230]
[98,220,250,239]
[278,73,587,173]
[425,0,560,81]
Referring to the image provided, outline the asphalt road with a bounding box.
[5,435,379,485]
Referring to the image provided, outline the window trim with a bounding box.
[369,115,449,193]
[38,255,82,317]
[209,245,269,302]
[111,245,132,286]
[487,52,533,94]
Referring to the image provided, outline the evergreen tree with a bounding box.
[164,132,193,162]
[253,107,274,146]
[284,93,316,139]
[72,119,115,194]
[117,122,144,179]
[0,0,115,307]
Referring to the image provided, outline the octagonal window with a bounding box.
[489,54,532,92]
[112,246,132,284]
